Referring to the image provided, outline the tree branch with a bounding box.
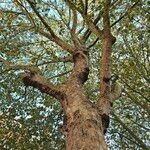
[49,70,72,80]
[112,112,149,150]
[15,0,36,27]
[124,90,150,115]
[71,9,77,34]
[103,0,111,32]
[66,50,89,85]
[0,9,23,15]
[84,0,88,15]
[82,11,102,42]
[37,56,73,66]
[26,0,74,54]
[87,37,99,49]
[98,1,116,133]
[111,1,140,27]
[64,0,103,38]
[22,72,62,99]
[0,57,40,73]
[38,29,74,53]
[0,57,62,99]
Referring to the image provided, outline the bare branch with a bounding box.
[82,11,102,42]
[103,0,111,32]
[15,0,36,27]
[37,56,73,66]
[111,1,140,27]
[84,0,88,15]
[71,9,77,33]
[0,57,40,73]
[87,37,99,49]
[77,21,85,34]
[38,30,74,53]
[26,0,74,54]
[64,0,103,38]
[0,9,23,15]
[49,70,72,79]
[112,112,149,150]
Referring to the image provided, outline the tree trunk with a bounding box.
[64,92,108,150]
[22,46,108,150]
[58,50,108,150]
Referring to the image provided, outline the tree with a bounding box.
[0,0,149,149]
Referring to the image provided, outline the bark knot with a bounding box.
[103,77,111,83]
[73,50,88,62]
[101,114,110,134]
[73,50,89,84]
[78,67,89,84]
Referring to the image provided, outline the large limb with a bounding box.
[0,57,62,99]
[98,0,116,133]
[22,71,62,99]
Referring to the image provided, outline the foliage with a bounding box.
[0,0,149,149]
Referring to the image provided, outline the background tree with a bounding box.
[0,0,149,149]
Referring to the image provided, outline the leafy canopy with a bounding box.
[0,0,149,149]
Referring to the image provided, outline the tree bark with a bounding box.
[2,0,144,149]
[21,1,115,149]
[60,50,108,150]
[98,0,116,134]
[64,92,107,150]
[22,48,108,149]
